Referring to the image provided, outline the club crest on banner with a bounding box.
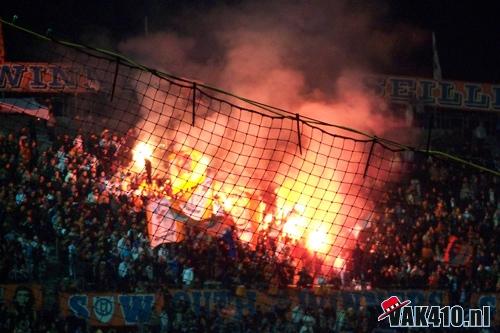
[93,296,115,323]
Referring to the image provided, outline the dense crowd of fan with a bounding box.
[0,125,498,333]
[353,156,499,299]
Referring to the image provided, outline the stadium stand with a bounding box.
[0,18,498,333]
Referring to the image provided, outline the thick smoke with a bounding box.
[116,0,424,270]
[119,0,424,134]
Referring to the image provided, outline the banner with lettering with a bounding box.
[0,63,99,93]
[61,289,498,326]
[2,61,498,112]
[365,75,500,112]
[0,284,43,310]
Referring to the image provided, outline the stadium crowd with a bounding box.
[0,125,498,333]
[353,156,500,297]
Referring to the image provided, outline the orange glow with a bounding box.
[282,211,307,241]
[221,187,249,216]
[168,149,210,194]
[275,154,344,256]
[306,228,330,253]
[132,142,153,171]
[216,185,261,234]
[333,257,346,270]
[138,125,375,271]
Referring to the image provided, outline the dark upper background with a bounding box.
[2,0,499,83]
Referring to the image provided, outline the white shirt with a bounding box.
[15,192,26,205]
[68,243,77,258]
[86,192,97,204]
[292,306,304,324]
[131,247,139,261]
[158,247,168,262]
[160,311,169,331]
[302,314,316,327]
[182,267,194,286]
[118,261,129,278]
[145,265,154,281]
[117,236,127,253]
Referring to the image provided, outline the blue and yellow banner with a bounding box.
[60,289,498,326]
[366,75,500,112]
[0,63,99,93]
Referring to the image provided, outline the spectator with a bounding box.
[299,308,315,333]
[68,240,77,279]
[182,261,194,287]
[0,125,498,332]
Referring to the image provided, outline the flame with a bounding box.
[220,186,247,213]
[333,257,346,270]
[168,149,210,194]
[216,185,262,233]
[306,228,331,253]
[282,210,307,240]
[139,140,368,271]
[132,142,153,171]
[276,166,342,253]
[162,146,348,261]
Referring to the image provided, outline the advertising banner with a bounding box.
[0,63,99,93]
[60,289,498,326]
[366,75,500,112]
[0,284,43,310]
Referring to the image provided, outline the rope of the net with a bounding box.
[0,17,498,177]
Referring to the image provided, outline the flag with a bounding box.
[444,235,472,266]
[432,32,442,81]
[146,197,187,247]
[0,98,50,120]
[443,235,458,263]
[179,175,214,221]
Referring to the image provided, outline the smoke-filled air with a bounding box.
[115,0,425,274]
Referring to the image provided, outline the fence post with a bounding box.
[364,138,376,178]
[110,57,120,102]
[425,109,434,153]
[192,83,197,126]
[295,113,303,155]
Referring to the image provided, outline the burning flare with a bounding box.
[132,142,153,171]
[168,149,210,195]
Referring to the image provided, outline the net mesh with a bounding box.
[1,20,498,328]
[1,22,410,274]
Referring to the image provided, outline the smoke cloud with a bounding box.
[115,0,425,269]
[119,0,425,134]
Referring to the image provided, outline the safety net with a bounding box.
[0,19,498,328]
